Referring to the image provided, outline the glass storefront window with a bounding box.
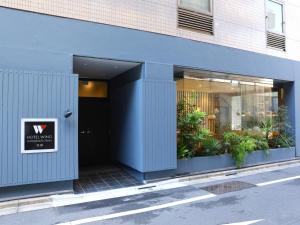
[175,71,293,163]
[176,77,276,135]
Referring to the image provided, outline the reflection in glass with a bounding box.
[179,0,211,13]
[176,77,277,136]
[266,0,284,34]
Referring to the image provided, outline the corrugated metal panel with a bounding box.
[143,79,177,172]
[0,70,78,187]
[178,8,213,34]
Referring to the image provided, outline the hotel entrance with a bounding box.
[74,56,142,193]
[78,80,110,168]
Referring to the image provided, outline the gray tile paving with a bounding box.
[73,167,141,194]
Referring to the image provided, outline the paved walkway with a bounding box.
[73,166,141,194]
[2,162,300,225]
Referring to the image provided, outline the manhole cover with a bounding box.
[201,181,256,194]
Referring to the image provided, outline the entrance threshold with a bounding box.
[74,165,141,194]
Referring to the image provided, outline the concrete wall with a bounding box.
[1,1,300,61]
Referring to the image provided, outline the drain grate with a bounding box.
[201,181,256,195]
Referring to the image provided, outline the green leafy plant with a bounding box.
[259,105,294,149]
[177,98,208,158]
[259,117,273,140]
[270,133,294,148]
[223,132,257,168]
[232,136,256,168]
[275,105,292,134]
[243,130,269,152]
[177,111,207,153]
[177,144,193,159]
[200,137,222,156]
[223,132,241,151]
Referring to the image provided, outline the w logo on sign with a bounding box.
[33,125,47,134]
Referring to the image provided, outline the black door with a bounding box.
[79,97,110,168]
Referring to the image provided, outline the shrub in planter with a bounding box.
[242,130,269,152]
[177,98,209,158]
[232,137,256,168]
[223,132,257,168]
[177,110,208,156]
[269,134,294,148]
[177,144,192,159]
[260,105,295,149]
[199,136,222,156]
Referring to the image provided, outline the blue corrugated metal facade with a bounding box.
[0,70,78,187]
[143,63,177,172]
[0,7,299,191]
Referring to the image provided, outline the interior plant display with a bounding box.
[177,98,208,159]
[176,75,295,170]
[259,117,274,140]
[272,105,294,148]
[269,133,294,148]
[275,105,291,134]
[259,105,294,149]
[176,90,294,166]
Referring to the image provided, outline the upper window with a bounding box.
[266,0,284,34]
[179,0,212,15]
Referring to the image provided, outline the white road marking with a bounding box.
[222,219,264,225]
[256,175,300,187]
[55,194,216,225]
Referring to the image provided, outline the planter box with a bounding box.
[176,147,296,175]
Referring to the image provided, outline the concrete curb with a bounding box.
[178,158,300,182]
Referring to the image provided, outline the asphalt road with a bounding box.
[1,165,300,225]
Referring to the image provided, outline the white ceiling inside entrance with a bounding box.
[73,56,140,80]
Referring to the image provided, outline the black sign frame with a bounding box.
[21,118,58,153]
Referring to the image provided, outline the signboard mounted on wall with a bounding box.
[21,118,58,153]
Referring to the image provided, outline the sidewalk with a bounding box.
[1,159,300,217]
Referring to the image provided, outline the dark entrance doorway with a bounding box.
[74,56,142,193]
[79,97,110,168]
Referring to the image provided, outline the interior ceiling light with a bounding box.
[183,75,273,88]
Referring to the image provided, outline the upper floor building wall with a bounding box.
[1,0,300,61]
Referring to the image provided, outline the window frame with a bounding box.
[265,0,286,36]
[178,0,213,16]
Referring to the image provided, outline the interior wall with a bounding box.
[78,80,108,98]
[109,66,144,172]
